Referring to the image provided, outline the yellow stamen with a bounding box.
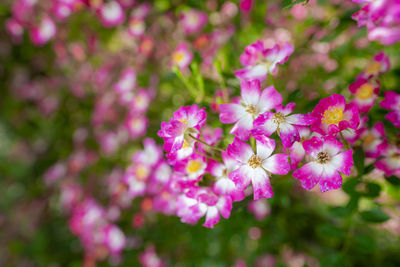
[321,106,344,126]
[173,52,184,63]
[356,83,374,100]
[363,134,375,146]
[365,61,381,76]
[186,160,202,174]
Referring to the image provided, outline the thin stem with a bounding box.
[189,134,225,152]
[340,132,350,150]
[214,61,229,102]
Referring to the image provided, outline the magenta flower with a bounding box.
[171,43,193,70]
[113,68,137,94]
[293,136,353,192]
[180,9,208,35]
[125,115,148,139]
[158,105,207,152]
[227,136,290,199]
[208,152,245,202]
[288,126,313,170]
[219,80,282,140]
[380,91,400,128]
[361,52,390,78]
[174,153,207,183]
[311,94,360,136]
[128,17,146,38]
[98,1,125,27]
[100,224,126,255]
[179,188,232,228]
[235,41,294,81]
[375,144,400,177]
[359,122,388,158]
[252,103,315,148]
[349,78,380,113]
[30,16,57,46]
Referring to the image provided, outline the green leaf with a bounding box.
[355,235,376,254]
[360,208,390,223]
[361,182,381,198]
[386,175,400,186]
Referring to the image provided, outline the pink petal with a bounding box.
[257,85,283,113]
[293,162,323,190]
[262,153,290,175]
[322,136,343,157]
[219,103,246,124]
[227,137,254,164]
[252,112,277,136]
[229,165,253,190]
[279,122,299,148]
[286,113,315,126]
[230,114,254,140]
[203,206,220,228]
[251,169,273,200]
[319,167,343,192]
[255,135,275,159]
[302,136,324,159]
[241,79,261,106]
[330,150,353,176]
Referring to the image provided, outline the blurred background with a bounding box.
[0,0,400,266]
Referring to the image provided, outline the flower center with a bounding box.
[363,133,375,146]
[316,152,330,164]
[356,83,374,100]
[178,118,188,124]
[248,155,262,169]
[245,104,258,116]
[186,160,202,174]
[136,165,149,180]
[173,51,184,63]
[365,61,381,76]
[272,112,286,125]
[321,106,344,126]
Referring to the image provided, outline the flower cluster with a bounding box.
[352,0,400,45]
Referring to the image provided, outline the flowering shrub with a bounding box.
[1,0,400,266]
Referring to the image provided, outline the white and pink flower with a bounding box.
[227,136,290,199]
[311,94,360,136]
[219,79,282,140]
[252,103,315,148]
[293,136,353,192]
[171,43,193,70]
[235,41,294,81]
[180,8,207,35]
[380,91,400,128]
[349,78,380,113]
[99,1,125,27]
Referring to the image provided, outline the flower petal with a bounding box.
[251,169,273,200]
[329,149,353,176]
[227,137,254,163]
[262,153,290,175]
[293,162,323,190]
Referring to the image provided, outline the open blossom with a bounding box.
[99,1,125,27]
[311,94,360,136]
[380,91,400,128]
[235,41,294,81]
[219,79,282,140]
[359,122,388,158]
[30,16,57,46]
[289,126,313,169]
[349,78,380,113]
[178,188,232,228]
[180,9,207,34]
[158,105,207,152]
[125,115,148,139]
[227,136,290,200]
[171,43,193,70]
[128,17,146,37]
[139,245,164,267]
[293,136,353,192]
[252,103,315,148]
[375,144,400,177]
[361,52,390,78]
[174,153,207,183]
[100,224,126,255]
[208,152,245,202]
[113,68,136,94]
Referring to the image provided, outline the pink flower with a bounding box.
[361,52,390,78]
[293,136,353,192]
[380,91,400,128]
[227,136,290,199]
[375,144,400,177]
[219,80,282,140]
[130,89,151,113]
[113,68,136,94]
[359,122,388,158]
[311,94,360,136]
[288,126,313,169]
[30,16,57,46]
[349,78,380,113]
[252,103,315,148]
[180,9,207,35]
[139,245,164,267]
[127,17,146,37]
[248,199,271,220]
[158,105,207,152]
[174,153,207,183]
[125,115,148,139]
[99,1,125,27]
[100,224,126,255]
[208,152,245,202]
[235,41,294,81]
[171,43,193,70]
[6,18,24,41]
[179,188,232,228]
